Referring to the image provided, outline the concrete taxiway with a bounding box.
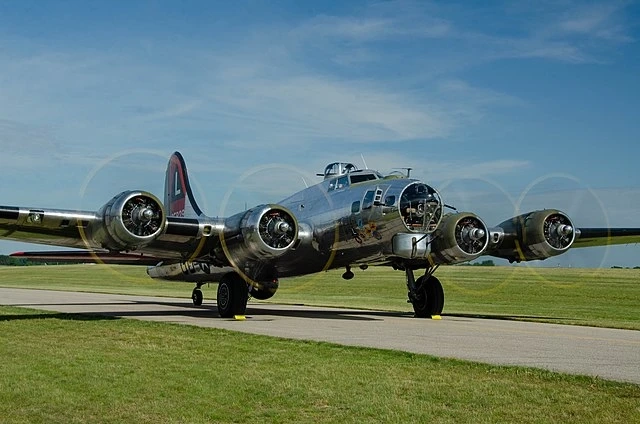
[1,287,639,384]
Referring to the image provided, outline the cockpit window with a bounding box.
[400,183,442,233]
[328,175,349,192]
[336,176,348,190]
[350,173,379,184]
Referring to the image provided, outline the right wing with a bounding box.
[2,152,299,277]
[0,195,215,262]
[9,250,162,265]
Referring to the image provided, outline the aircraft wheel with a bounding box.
[191,288,203,306]
[411,275,444,318]
[217,273,249,318]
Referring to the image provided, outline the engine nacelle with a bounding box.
[429,212,489,264]
[91,191,166,251]
[490,209,575,262]
[221,204,298,264]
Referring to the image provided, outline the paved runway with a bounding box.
[1,287,639,384]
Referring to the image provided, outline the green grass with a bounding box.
[1,305,638,424]
[1,264,639,329]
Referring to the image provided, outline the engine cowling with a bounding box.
[429,212,489,264]
[222,204,298,264]
[91,191,166,251]
[490,209,575,262]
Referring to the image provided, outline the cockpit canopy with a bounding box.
[320,162,358,180]
[322,162,385,191]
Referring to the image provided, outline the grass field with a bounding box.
[0,264,638,329]
[1,305,639,423]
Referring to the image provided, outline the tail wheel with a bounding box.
[217,273,249,318]
[411,275,444,318]
[191,288,203,306]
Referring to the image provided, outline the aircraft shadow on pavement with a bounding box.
[0,312,119,322]
[444,312,576,322]
[244,305,415,321]
[4,301,569,323]
[113,301,414,321]
[3,300,417,321]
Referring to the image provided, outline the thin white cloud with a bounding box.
[136,99,203,122]
[555,2,633,42]
[292,14,451,42]
[202,74,453,143]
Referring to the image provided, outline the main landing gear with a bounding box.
[216,273,249,318]
[190,273,249,318]
[405,267,444,318]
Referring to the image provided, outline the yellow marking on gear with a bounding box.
[431,315,442,320]
[234,315,247,321]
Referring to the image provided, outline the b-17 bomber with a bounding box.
[2,152,639,318]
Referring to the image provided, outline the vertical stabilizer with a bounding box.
[165,152,204,218]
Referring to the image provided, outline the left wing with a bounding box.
[573,228,640,248]
[483,209,640,263]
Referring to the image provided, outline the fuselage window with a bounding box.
[362,190,375,209]
[385,195,396,206]
[351,201,361,214]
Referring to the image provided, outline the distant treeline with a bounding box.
[611,265,640,269]
[0,255,32,266]
[460,260,496,267]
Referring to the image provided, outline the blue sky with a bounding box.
[1,0,639,267]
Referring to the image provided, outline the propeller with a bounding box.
[259,210,296,249]
[455,216,488,255]
[543,213,574,250]
[121,195,164,237]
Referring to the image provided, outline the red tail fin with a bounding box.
[165,152,203,217]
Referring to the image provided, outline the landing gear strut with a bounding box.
[406,268,444,318]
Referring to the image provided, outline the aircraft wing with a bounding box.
[9,250,162,265]
[0,196,210,262]
[1,193,298,274]
[573,228,640,248]
[481,209,640,263]
[1,152,299,273]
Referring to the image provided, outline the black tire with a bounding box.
[191,288,203,306]
[217,273,249,318]
[411,275,445,318]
